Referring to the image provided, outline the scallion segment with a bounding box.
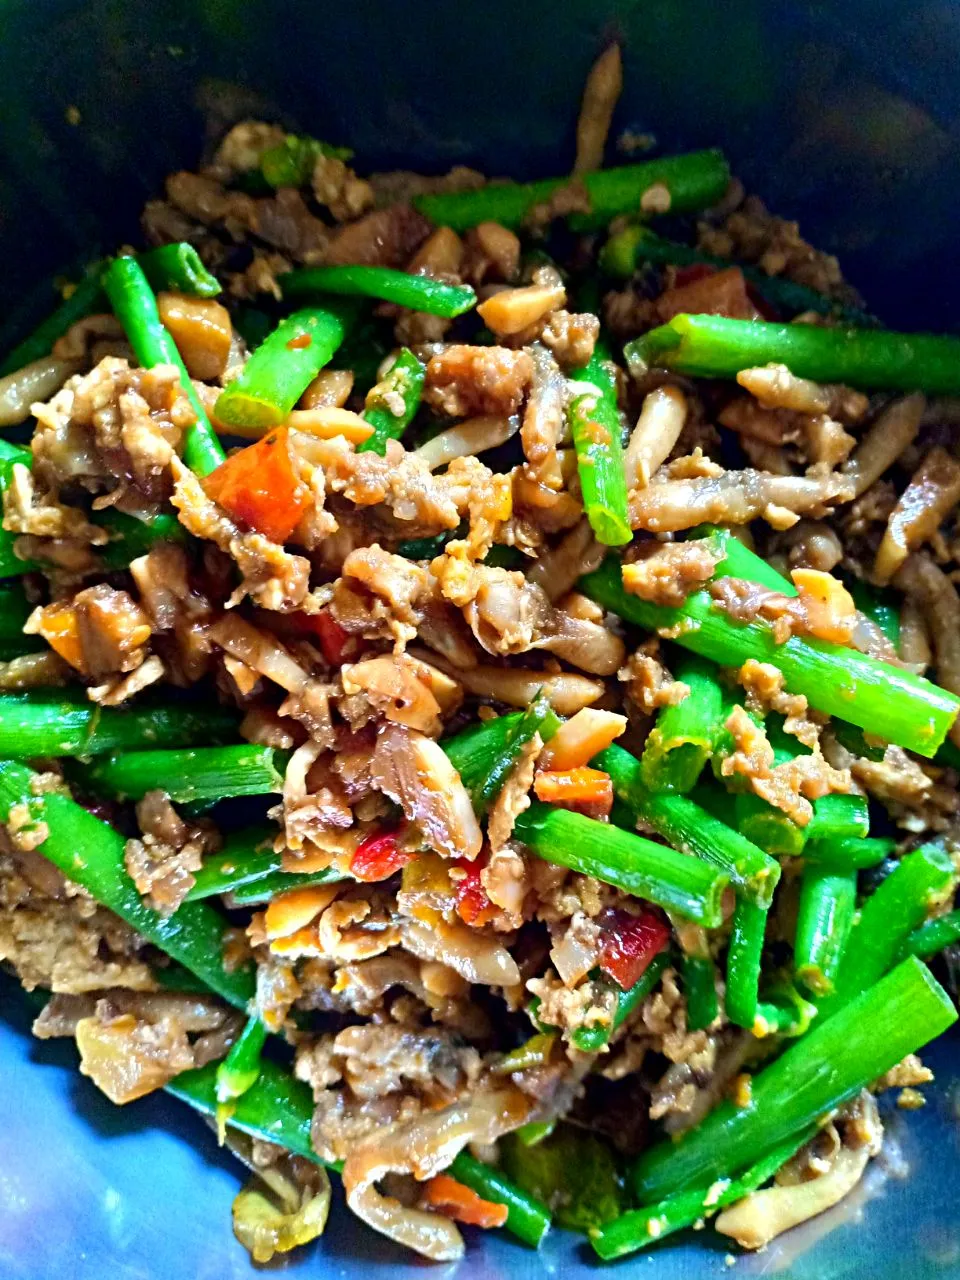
[137,243,222,298]
[280,265,476,318]
[631,956,957,1202]
[357,347,426,455]
[725,897,767,1030]
[0,758,253,1008]
[83,744,288,804]
[0,692,238,759]
[592,1127,816,1259]
[598,743,779,907]
[794,866,857,996]
[640,655,727,793]
[414,150,731,232]
[625,314,960,395]
[169,1060,552,1248]
[571,952,671,1053]
[904,909,960,962]
[102,255,225,476]
[214,304,353,431]
[579,556,960,757]
[514,801,729,928]
[568,346,631,547]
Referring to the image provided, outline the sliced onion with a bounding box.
[343,1087,530,1261]
[402,918,521,988]
[0,357,80,426]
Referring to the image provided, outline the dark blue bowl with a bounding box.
[2,2,960,1275]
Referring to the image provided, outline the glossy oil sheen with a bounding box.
[1,1,960,1275]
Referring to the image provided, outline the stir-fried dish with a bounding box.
[3,46,960,1265]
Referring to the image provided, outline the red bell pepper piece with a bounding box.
[350,828,415,882]
[452,852,497,926]
[598,908,670,990]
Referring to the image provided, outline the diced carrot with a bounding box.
[424,1174,509,1230]
[203,426,309,544]
[598,908,670,990]
[31,601,84,671]
[533,766,614,819]
[350,828,415,882]
[452,852,497,927]
[656,266,761,323]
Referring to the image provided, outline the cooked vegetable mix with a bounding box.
[3,46,960,1272]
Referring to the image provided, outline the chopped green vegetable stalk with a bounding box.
[599,224,873,325]
[794,866,857,996]
[259,134,352,188]
[725,897,768,1030]
[97,508,187,568]
[848,577,901,650]
[731,719,809,856]
[708,526,795,593]
[903,909,960,962]
[632,956,957,1202]
[493,1032,557,1074]
[0,440,38,577]
[280,265,476,318]
[214,304,353,431]
[754,983,818,1039]
[592,1126,816,1259]
[501,1123,622,1232]
[357,348,426,454]
[804,792,870,842]
[137,242,222,298]
[0,692,238,759]
[513,801,729,927]
[215,1013,268,1138]
[0,758,253,1007]
[446,1151,552,1247]
[579,555,960,757]
[413,149,731,232]
[734,788,806,856]
[169,1060,552,1248]
[0,582,41,659]
[170,1058,327,1162]
[802,834,895,870]
[84,744,288,804]
[0,442,185,580]
[0,269,105,377]
[682,951,719,1031]
[515,1120,556,1147]
[230,865,349,907]
[625,314,960,395]
[598,744,780,907]
[571,952,670,1052]
[443,705,561,794]
[568,347,631,547]
[186,825,349,904]
[102,255,225,476]
[467,693,552,816]
[640,655,727,793]
[821,842,957,1017]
